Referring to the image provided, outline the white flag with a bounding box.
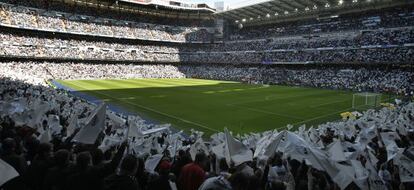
[224,128,253,166]
[48,115,62,135]
[167,131,183,157]
[365,159,387,190]
[380,132,400,144]
[132,139,150,155]
[263,131,286,158]
[141,125,170,136]
[6,99,27,115]
[328,140,347,162]
[398,155,414,182]
[145,154,163,173]
[0,158,19,186]
[73,103,106,144]
[332,163,354,190]
[29,100,50,128]
[284,132,338,179]
[98,135,122,152]
[38,126,52,143]
[308,127,321,144]
[66,115,79,137]
[128,117,144,138]
[189,138,209,161]
[343,125,356,139]
[211,143,227,159]
[253,132,272,158]
[11,111,32,127]
[386,143,404,161]
[107,111,126,128]
[351,160,369,190]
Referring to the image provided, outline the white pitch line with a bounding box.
[116,99,219,133]
[268,107,354,131]
[227,104,303,120]
[229,91,323,106]
[67,82,219,132]
[309,99,350,108]
[291,106,354,126]
[286,96,393,129]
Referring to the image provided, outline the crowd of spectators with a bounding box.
[209,28,414,52]
[1,61,412,93]
[2,0,414,46]
[0,1,214,43]
[180,48,413,64]
[0,32,182,62]
[1,27,413,64]
[0,1,413,190]
[1,60,414,190]
[228,6,414,40]
[0,0,414,64]
[0,0,215,27]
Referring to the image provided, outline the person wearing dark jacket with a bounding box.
[24,142,54,190]
[147,160,174,190]
[64,141,127,190]
[85,141,128,190]
[104,154,140,190]
[64,151,93,190]
[43,149,72,190]
[1,138,28,190]
[171,150,191,178]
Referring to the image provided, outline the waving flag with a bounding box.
[0,158,19,186]
[145,154,163,173]
[73,103,106,144]
[224,128,253,166]
[328,140,347,162]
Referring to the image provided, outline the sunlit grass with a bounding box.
[58,78,385,135]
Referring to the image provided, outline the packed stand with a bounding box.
[227,6,414,40]
[0,0,215,27]
[1,28,413,64]
[1,0,414,64]
[0,1,214,43]
[209,28,414,51]
[1,61,414,190]
[1,61,413,93]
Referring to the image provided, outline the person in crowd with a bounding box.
[0,4,414,187]
[178,152,208,190]
[147,160,175,190]
[0,138,28,190]
[104,154,140,190]
[43,149,71,190]
[24,143,54,190]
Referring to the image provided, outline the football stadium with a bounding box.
[0,0,413,190]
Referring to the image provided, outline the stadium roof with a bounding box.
[65,0,216,20]
[216,0,412,26]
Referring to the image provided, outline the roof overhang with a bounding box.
[65,0,216,20]
[215,0,413,26]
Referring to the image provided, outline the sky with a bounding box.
[181,0,270,10]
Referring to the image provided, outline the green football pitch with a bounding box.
[57,78,384,135]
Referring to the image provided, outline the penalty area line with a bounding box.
[229,91,324,106]
[309,99,350,108]
[226,104,303,120]
[291,106,354,126]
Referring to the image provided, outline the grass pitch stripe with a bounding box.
[58,78,381,134]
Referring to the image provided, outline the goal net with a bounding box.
[352,92,381,110]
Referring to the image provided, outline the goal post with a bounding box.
[352,92,381,110]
